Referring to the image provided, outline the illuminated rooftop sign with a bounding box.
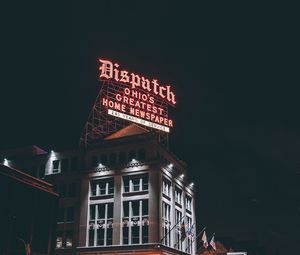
[99,59,176,105]
[98,59,176,133]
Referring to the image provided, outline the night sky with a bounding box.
[1,1,300,254]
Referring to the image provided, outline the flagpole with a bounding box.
[160,214,185,243]
[185,226,206,253]
[195,233,215,254]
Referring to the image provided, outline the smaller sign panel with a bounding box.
[108,109,170,133]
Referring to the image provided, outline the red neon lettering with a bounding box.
[99,59,113,79]
[130,73,141,89]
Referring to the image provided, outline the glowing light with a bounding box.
[3,158,9,166]
[108,109,170,133]
[180,174,184,179]
[98,163,104,168]
[131,158,137,163]
[99,59,176,105]
[190,182,194,187]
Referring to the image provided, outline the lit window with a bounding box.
[175,209,183,250]
[186,195,192,211]
[65,231,73,248]
[56,231,63,248]
[175,188,182,205]
[163,178,171,197]
[88,203,114,246]
[123,175,148,193]
[162,202,171,246]
[52,160,60,173]
[186,216,193,254]
[90,179,114,196]
[122,200,148,245]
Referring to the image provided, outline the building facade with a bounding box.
[4,124,196,255]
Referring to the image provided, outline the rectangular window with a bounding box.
[52,160,60,173]
[88,203,114,247]
[65,231,73,248]
[175,209,183,250]
[122,200,149,245]
[175,188,182,205]
[56,231,63,248]
[90,178,114,197]
[131,226,139,244]
[163,178,171,197]
[162,202,171,246]
[123,174,148,193]
[186,195,192,211]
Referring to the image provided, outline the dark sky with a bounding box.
[1,1,300,254]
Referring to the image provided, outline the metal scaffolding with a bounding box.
[79,79,169,148]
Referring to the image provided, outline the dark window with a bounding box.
[107,203,113,218]
[61,158,69,172]
[98,204,105,219]
[91,156,98,167]
[69,183,77,197]
[142,175,148,191]
[123,201,129,217]
[90,205,96,220]
[108,179,114,194]
[119,151,126,164]
[131,226,139,244]
[91,182,97,196]
[142,200,148,216]
[97,228,105,246]
[123,227,129,244]
[107,228,113,245]
[53,160,60,173]
[99,182,106,195]
[109,153,116,165]
[132,177,140,191]
[123,177,129,192]
[66,207,74,221]
[89,228,94,246]
[142,225,149,243]
[138,148,146,160]
[132,201,139,216]
[70,157,78,171]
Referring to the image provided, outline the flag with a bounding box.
[180,220,186,241]
[201,231,208,248]
[210,235,216,250]
[187,223,195,239]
